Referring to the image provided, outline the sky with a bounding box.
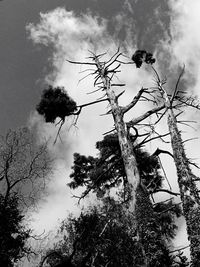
[1,0,200,264]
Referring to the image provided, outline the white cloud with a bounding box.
[167,0,200,171]
[168,0,200,95]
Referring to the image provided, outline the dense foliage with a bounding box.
[43,134,186,266]
[46,196,187,267]
[0,194,30,266]
[69,134,163,198]
[36,86,78,123]
[131,50,156,68]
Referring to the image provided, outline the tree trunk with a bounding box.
[94,58,140,213]
[167,108,200,266]
[94,57,170,266]
[136,185,171,266]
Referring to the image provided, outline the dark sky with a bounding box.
[0,0,170,134]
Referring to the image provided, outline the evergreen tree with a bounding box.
[67,134,183,266]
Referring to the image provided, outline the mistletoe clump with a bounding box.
[132,50,156,68]
[36,86,78,123]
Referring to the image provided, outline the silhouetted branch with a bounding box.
[67,59,96,65]
[152,148,174,159]
[169,245,190,254]
[154,189,180,196]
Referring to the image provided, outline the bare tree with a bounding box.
[0,127,53,209]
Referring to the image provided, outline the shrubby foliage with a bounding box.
[0,194,30,266]
[42,134,186,266]
[69,134,164,199]
[36,86,78,123]
[48,196,186,266]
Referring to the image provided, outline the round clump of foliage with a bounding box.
[36,86,78,123]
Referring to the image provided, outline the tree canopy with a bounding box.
[40,134,186,267]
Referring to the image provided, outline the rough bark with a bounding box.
[93,57,169,266]
[136,185,171,266]
[167,108,200,266]
[157,79,200,265]
[94,57,140,213]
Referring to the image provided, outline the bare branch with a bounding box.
[158,156,172,191]
[105,47,121,67]
[66,59,96,65]
[176,95,200,110]
[182,137,198,144]
[151,148,174,159]
[136,132,170,147]
[170,65,185,105]
[153,189,180,196]
[169,245,190,254]
[127,104,165,127]
[111,83,125,87]
[122,88,149,114]
[154,108,167,125]
[153,197,174,206]
[103,128,116,135]
[77,98,109,109]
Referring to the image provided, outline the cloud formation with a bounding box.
[168,0,200,95]
[27,5,200,261]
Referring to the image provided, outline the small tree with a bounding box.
[39,134,184,267]
[0,127,53,265]
[0,127,53,208]
[68,134,183,266]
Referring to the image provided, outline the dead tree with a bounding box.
[147,65,200,267]
[66,51,172,265]
[0,127,53,209]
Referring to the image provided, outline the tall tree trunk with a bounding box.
[94,57,140,213]
[167,108,200,266]
[94,57,170,266]
[159,84,200,265]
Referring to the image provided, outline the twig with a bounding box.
[169,245,190,254]
[158,156,172,190]
[182,137,198,144]
[170,65,185,105]
[152,148,174,159]
[67,59,96,65]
